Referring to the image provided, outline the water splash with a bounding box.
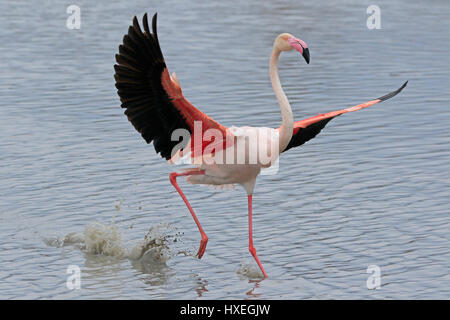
[45,222,175,263]
[127,225,171,263]
[83,222,128,258]
[237,260,265,279]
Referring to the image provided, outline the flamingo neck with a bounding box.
[270,46,293,153]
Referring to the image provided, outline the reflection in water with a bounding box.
[194,277,209,298]
[246,280,263,299]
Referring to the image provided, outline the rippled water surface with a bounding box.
[1,0,449,299]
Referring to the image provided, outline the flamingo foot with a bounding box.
[249,246,268,278]
[196,234,208,259]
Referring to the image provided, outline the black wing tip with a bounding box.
[131,13,157,33]
[142,12,155,25]
[136,12,156,19]
[138,12,158,37]
[152,13,158,35]
[377,80,408,102]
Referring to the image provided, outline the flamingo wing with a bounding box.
[283,81,408,152]
[114,13,229,160]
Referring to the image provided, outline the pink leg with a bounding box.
[248,195,268,278]
[169,170,208,259]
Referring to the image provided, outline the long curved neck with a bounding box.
[270,45,294,153]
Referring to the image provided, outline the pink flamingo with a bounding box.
[114,13,407,278]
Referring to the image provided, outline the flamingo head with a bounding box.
[276,33,310,64]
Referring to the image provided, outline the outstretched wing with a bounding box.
[283,81,408,152]
[114,13,229,160]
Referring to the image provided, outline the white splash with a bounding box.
[237,260,265,279]
[83,222,128,258]
[45,222,174,263]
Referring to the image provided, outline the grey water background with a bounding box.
[1,0,449,299]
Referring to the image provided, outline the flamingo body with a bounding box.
[114,13,407,278]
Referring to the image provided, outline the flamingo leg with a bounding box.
[169,170,208,259]
[248,195,268,278]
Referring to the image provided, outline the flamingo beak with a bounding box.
[287,36,310,64]
[302,47,310,64]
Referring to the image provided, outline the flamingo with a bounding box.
[114,13,407,278]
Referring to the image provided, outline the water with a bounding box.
[1,0,449,299]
